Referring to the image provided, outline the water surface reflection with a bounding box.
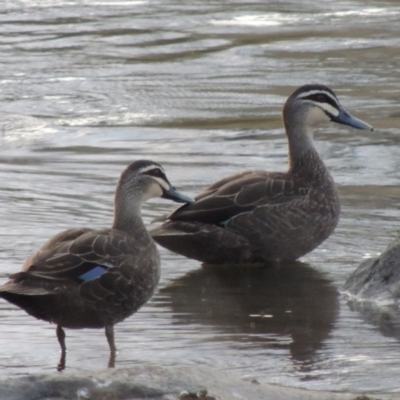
[160,262,339,372]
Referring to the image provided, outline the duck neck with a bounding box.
[112,187,148,236]
[284,116,330,182]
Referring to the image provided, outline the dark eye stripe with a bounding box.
[303,93,338,110]
[144,167,167,180]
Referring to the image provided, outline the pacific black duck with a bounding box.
[151,84,373,264]
[0,160,193,370]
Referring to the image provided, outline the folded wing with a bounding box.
[168,171,309,226]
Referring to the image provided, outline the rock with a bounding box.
[343,237,400,352]
[0,364,386,400]
[343,236,400,303]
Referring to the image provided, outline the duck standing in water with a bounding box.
[0,160,193,370]
[152,84,373,264]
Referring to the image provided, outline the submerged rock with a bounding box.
[343,236,400,303]
[343,237,400,350]
[0,364,386,400]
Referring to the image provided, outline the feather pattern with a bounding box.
[0,160,192,367]
[151,84,373,264]
[12,227,155,308]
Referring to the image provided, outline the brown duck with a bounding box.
[0,160,193,370]
[151,84,373,264]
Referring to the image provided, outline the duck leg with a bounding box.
[105,324,116,368]
[56,325,67,371]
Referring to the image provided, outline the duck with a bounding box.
[0,159,193,370]
[151,84,373,265]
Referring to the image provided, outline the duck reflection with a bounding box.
[159,261,339,368]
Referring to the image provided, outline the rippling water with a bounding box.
[1,0,400,396]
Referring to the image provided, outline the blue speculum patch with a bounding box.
[78,266,107,282]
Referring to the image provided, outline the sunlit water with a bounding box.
[1,0,400,396]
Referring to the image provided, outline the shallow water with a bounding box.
[1,0,400,395]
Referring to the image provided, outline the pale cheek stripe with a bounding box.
[152,176,170,190]
[317,102,340,117]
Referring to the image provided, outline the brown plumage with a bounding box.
[151,84,373,264]
[0,160,192,370]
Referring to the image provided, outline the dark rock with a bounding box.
[343,237,400,346]
[343,236,400,302]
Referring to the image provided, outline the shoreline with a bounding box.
[0,364,392,400]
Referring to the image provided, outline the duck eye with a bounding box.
[149,168,164,178]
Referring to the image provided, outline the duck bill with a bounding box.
[162,185,194,204]
[332,107,373,131]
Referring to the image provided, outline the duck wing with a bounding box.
[168,170,309,226]
[4,228,139,302]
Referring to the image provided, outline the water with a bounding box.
[0,0,400,395]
